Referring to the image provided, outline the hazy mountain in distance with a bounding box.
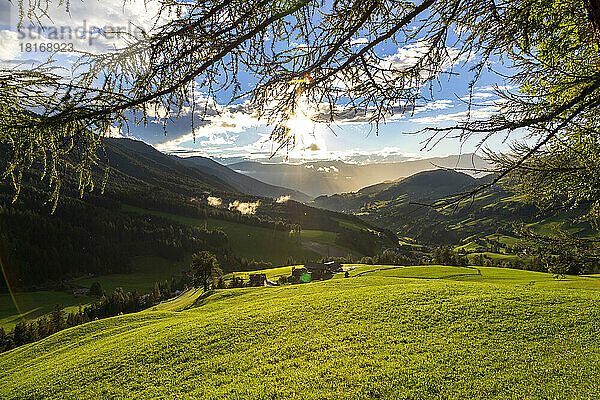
[312,169,479,213]
[228,154,490,197]
[175,156,312,202]
[356,179,400,195]
[311,169,555,247]
[371,169,477,202]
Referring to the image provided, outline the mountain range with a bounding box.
[1,138,393,288]
[228,154,490,197]
[311,169,551,246]
[173,155,311,202]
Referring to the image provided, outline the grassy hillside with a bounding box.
[0,201,370,333]
[75,256,190,294]
[2,266,600,399]
[121,204,364,262]
[0,291,93,330]
[313,169,597,252]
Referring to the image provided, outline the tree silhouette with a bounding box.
[190,251,222,292]
[2,0,600,218]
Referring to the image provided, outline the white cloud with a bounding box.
[350,38,368,46]
[198,133,237,146]
[1,0,166,61]
[458,92,495,102]
[381,42,429,71]
[317,165,339,173]
[228,200,259,215]
[144,103,171,119]
[410,99,455,115]
[329,42,451,93]
[207,196,222,207]
[155,98,261,153]
[313,99,454,125]
[475,85,517,92]
[106,125,124,138]
[0,30,20,60]
[411,106,498,124]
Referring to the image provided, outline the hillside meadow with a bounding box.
[0,256,188,330]
[0,291,93,330]
[0,206,353,330]
[121,204,351,262]
[1,266,600,399]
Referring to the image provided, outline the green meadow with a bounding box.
[75,255,189,294]
[0,291,93,330]
[0,211,352,333]
[121,204,334,262]
[2,265,600,399]
[0,256,189,330]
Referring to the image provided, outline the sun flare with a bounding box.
[281,98,328,158]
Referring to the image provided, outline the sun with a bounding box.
[280,98,328,158]
[284,108,315,138]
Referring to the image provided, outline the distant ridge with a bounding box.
[175,156,311,202]
[372,169,476,202]
[312,169,479,213]
[104,138,235,195]
[228,154,490,197]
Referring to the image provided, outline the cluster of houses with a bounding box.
[246,261,343,287]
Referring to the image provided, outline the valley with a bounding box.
[1,140,598,400]
[228,154,490,197]
[1,140,593,335]
[1,1,598,398]
[0,139,392,331]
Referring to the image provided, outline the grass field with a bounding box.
[0,291,94,330]
[0,214,348,334]
[2,265,600,399]
[122,204,326,263]
[0,256,186,331]
[75,256,189,295]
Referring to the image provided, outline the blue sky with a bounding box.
[0,0,523,164]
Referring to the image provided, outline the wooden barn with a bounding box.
[303,261,342,280]
[247,273,267,287]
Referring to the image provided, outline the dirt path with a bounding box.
[353,267,403,277]
[353,266,482,278]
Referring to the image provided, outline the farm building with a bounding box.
[304,262,342,280]
[247,273,267,287]
[291,267,307,278]
[289,262,342,283]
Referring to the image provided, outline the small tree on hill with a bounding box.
[190,251,222,292]
[548,254,574,280]
[50,304,65,332]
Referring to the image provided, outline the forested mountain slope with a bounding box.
[313,170,547,245]
[0,139,389,289]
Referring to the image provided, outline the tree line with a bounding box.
[0,185,229,287]
[0,275,191,353]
